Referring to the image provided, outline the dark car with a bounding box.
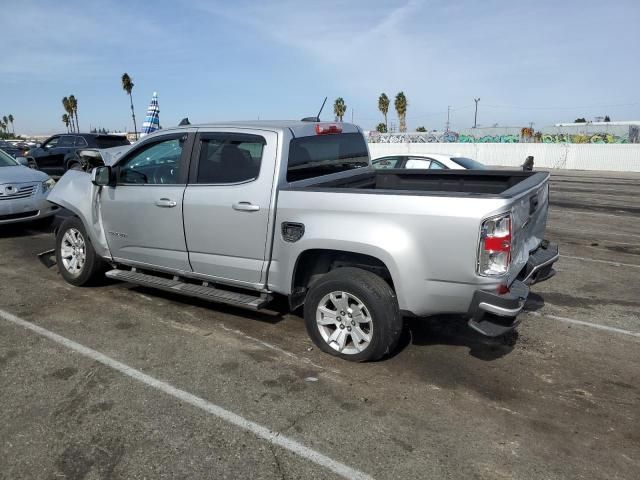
[25,133,130,176]
[0,140,29,158]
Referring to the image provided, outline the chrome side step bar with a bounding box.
[106,269,271,310]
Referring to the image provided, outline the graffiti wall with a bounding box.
[368,125,639,144]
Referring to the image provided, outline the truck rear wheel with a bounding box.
[55,217,104,286]
[303,267,402,362]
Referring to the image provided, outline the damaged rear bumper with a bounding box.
[467,241,559,337]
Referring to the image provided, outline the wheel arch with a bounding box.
[289,248,398,311]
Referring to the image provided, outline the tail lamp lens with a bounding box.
[478,213,512,276]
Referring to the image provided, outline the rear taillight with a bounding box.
[315,123,342,135]
[477,213,512,276]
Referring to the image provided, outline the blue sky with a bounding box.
[1,0,639,134]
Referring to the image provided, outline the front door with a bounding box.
[37,135,69,175]
[182,130,278,287]
[100,132,193,272]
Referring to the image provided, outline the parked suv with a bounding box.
[25,133,130,176]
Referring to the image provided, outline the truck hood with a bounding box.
[0,165,49,184]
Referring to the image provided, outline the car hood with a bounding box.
[0,165,49,184]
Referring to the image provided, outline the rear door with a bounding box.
[100,132,194,272]
[182,129,278,288]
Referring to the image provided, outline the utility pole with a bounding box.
[473,98,480,128]
[445,105,451,132]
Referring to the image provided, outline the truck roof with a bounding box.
[159,120,362,137]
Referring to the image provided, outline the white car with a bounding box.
[372,153,487,170]
[0,149,58,225]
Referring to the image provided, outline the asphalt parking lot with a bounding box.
[1,169,638,480]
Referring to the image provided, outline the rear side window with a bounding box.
[195,134,265,184]
[287,132,369,182]
[95,136,130,148]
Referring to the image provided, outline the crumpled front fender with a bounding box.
[47,171,111,259]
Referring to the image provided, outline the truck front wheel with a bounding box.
[55,217,104,286]
[303,267,402,362]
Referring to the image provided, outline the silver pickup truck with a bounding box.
[47,121,558,362]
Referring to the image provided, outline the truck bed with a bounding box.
[292,169,547,197]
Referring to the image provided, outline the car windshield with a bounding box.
[287,132,370,182]
[0,149,18,166]
[450,157,487,169]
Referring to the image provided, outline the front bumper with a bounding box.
[0,195,59,225]
[467,241,559,336]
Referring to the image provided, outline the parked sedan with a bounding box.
[372,154,487,170]
[0,140,29,158]
[0,149,59,225]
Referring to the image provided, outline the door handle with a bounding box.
[232,201,260,212]
[155,198,177,208]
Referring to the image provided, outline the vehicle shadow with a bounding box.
[0,221,53,238]
[394,314,519,361]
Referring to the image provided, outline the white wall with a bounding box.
[368,143,640,172]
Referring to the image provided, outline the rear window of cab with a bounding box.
[287,132,369,182]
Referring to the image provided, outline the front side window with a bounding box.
[195,134,265,184]
[372,156,401,169]
[42,136,60,149]
[58,136,75,147]
[118,136,185,184]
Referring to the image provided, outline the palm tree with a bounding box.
[62,97,75,132]
[0,121,6,135]
[8,114,14,134]
[62,114,70,132]
[333,97,347,122]
[121,73,138,140]
[2,116,7,133]
[69,95,79,132]
[394,92,408,132]
[378,93,389,130]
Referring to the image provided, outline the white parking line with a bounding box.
[0,308,373,480]
[527,311,640,338]
[561,254,640,269]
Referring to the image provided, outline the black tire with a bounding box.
[303,267,402,362]
[55,217,104,286]
[67,161,82,171]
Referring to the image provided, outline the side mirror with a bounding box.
[35,143,42,148]
[91,165,112,186]
[15,156,29,167]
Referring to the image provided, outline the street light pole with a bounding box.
[473,98,480,128]
[446,105,451,132]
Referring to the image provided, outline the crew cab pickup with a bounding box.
[47,121,558,362]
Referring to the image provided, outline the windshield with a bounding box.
[0,149,18,167]
[287,132,369,182]
[450,157,487,169]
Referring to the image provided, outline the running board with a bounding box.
[105,269,271,310]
